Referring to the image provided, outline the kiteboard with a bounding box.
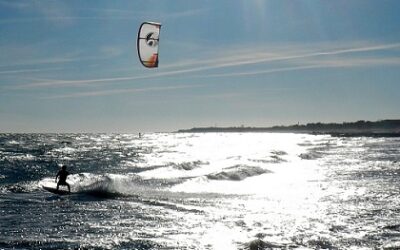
[42,186,71,195]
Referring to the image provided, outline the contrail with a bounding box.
[42,84,203,99]
[15,42,400,89]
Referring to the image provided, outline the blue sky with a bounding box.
[0,0,399,132]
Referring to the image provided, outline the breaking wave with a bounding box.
[171,160,208,170]
[39,173,151,198]
[207,165,271,181]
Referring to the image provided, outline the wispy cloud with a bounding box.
[195,57,400,78]
[0,5,207,25]
[12,41,400,90]
[43,84,203,99]
[0,67,64,75]
[161,8,208,19]
[198,87,295,100]
[13,66,217,89]
[165,42,400,70]
[0,44,122,70]
[0,0,77,26]
[83,7,143,14]
[0,0,30,9]
[84,7,207,19]
[162,41,400,78]
[0,16,141,25]
[196,65,328,78]
[0,1,135,26]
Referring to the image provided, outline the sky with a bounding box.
[0,0,399,132]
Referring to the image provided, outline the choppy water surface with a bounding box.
[1,133,400,249]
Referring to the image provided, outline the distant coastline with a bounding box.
[177,119,400,137]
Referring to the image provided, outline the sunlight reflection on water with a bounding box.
[1,133,400,249]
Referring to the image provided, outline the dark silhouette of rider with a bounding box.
[55,165,70,192]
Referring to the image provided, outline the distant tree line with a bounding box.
[177,119,400,136]
[271,119,400,131]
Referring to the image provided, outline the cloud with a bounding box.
[0,5,207,25]
[163,41,400,78]
[0,43,124,71]
[161,8,208,19]
[196,65,328,78]
[12,41,400,90]
[14,75,150,89]
[99,46,124,58]
[0,0,30,9]
[0,1,139,26]
[0,16,141,25]
[195,57,400,78]
[0,67,64,75]
[0,0,76,26]
[42,84,203,99]
[175,42,400,70]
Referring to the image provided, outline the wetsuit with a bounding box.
[56,169,70,192]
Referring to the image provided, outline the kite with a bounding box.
[137,22,161,68]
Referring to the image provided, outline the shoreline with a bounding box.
[177,119,400,137]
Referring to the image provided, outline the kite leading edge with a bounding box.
[137,22,161,68]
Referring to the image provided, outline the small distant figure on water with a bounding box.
[139,132,142,138]
[55,165,70,193]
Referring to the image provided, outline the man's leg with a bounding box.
[66,183,71,192]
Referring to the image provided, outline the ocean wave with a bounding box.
[250,150,288,164]
[0,178,45,194]
[0,240,80,250]
[0,239,163,250]
[383,242,400,250]
[383,224,400,231]
[299,152,322,160]
[306,237,336,249]
[171,160,208,170]
[1,184,30,193]
[39,173,186,199]
[298,141,314,147]
[138,198,204,213]
[39,173,145,198]
[207,165,271,181]
[39,173,203,212]
[271,150,287,156]
[239,239,286,250]
[3,133,400,249]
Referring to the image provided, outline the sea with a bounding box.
[0,132,400,250]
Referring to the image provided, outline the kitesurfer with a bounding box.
[55,165,70,192]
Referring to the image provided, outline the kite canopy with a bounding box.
[137,22,161,68]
